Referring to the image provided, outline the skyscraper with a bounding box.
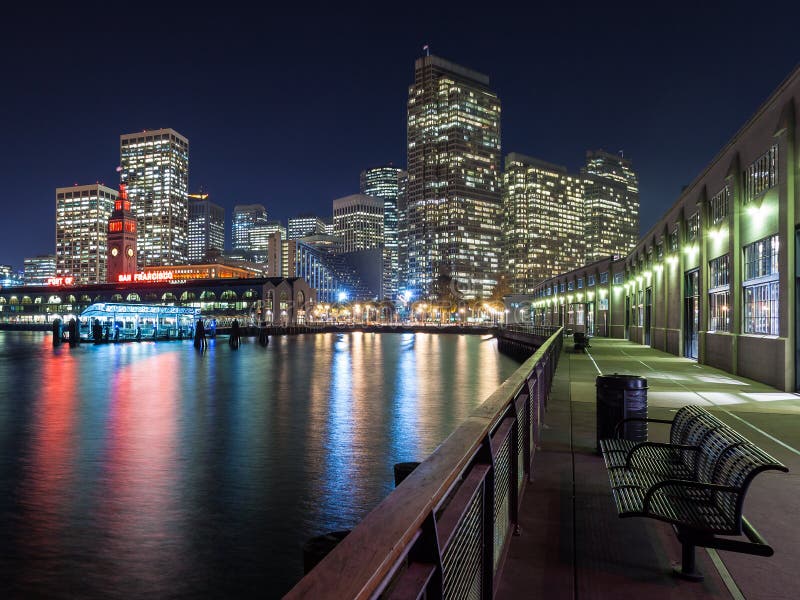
[502,154,585,293]
[188,193,225,262]
[360,166,406,299]
[232,204,268,261]
[405,55,502,299]
[55,184,117,283]
[582,150,639,262]
[120,128,189,267]
[332,194,384,254]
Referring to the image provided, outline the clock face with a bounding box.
[126,247,134,257]
[111,247,118,257]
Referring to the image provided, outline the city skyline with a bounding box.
[2,7,800,270]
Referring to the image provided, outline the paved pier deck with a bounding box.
[497,337,800,600]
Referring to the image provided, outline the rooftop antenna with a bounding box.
[423,44,430,56]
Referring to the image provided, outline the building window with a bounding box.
[577,277,584,289]
[587,274,595,286]
[709,291,730,332]
[686,212,699,243]
[743,235,779,335]
[656,243,664,260]
[743,235,779,280]
[743,144,778,204]
[710,186,730,225]
[744,283,779,335]
[560,283,566,293]
[709,254,730,332]
[613,272,623,285]
[568,281,574,291]
[670,228,679,252]
[599,271,609,284]
[709,254,730,289]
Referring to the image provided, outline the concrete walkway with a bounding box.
[497,337,800,600]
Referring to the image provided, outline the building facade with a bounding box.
[288,215,328,240]
[502,153,585,293]
[188,193,225,262]
[268,236,379,303]
[360,166,406,300]
[332,194,384,254]
[521,66,800,392]
[583,150,639,262]
[404,55,502,299]
[56,184,118,284]
[23,255,56,285]
[120,128,190,267]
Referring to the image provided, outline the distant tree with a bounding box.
[489,272,513,303]
[431,270,463,322]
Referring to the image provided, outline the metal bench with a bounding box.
[600,409,789,580]
[600,404,711,470]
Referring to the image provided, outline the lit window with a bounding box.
[708,254,730,332]
[742,236,779,335]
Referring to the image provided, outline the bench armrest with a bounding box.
[642,479,740,514]
[613,417,673,439]
[624,442,698,469]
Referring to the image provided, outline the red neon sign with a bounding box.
[47,277,74,286]
[118,271,174,283]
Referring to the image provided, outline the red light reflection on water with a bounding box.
[21,341,79,553]
[98,350,184,590]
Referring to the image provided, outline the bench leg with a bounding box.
[673,538,704,581]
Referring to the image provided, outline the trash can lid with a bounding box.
[596,373,648,388]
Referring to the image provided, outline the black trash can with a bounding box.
[573,332,586,352]
[596,374,648,453]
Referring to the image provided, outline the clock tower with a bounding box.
[107,184,138,282]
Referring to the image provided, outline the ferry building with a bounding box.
[0,275,314,329]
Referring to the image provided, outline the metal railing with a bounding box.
[502,324,561,338]
[286,327,564,599]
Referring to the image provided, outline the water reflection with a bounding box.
[0,331,519,598]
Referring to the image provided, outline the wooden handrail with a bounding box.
[285,327,564,599]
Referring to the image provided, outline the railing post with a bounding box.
[510,398,521,536]
[478,435,494,600]
[522,383,532,479]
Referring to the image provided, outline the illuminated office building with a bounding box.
[405,55,502,299]
[360,166,406,299]
[232,204,267,251]
[120,128,189,267]
[23,255,56,285]
[259,221,286,251]
[232,204,269,262]
[288,215,327,240]
[333,194,384,254]
[582,150,639,262]
[55,184,117,283]
[188,193,225,262]
[502,154,585,293]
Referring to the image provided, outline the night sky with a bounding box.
[2,3,799,270]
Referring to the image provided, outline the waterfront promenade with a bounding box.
[497,337,800,600]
